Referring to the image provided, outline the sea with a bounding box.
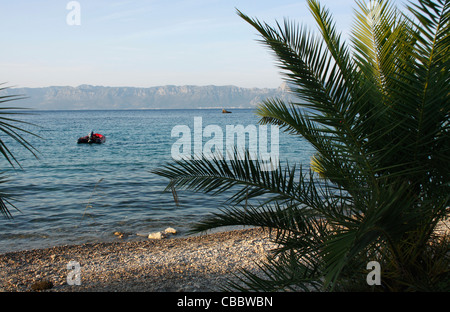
[0,109,315,253]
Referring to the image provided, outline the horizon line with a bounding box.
[5,82,287,90]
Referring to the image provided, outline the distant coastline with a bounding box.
[19,107,257,112]
[1,83,293,110]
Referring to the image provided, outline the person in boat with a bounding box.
[88,130,94,143]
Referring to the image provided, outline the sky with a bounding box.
[0,0,410,89]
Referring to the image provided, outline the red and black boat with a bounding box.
[77,132,106,144]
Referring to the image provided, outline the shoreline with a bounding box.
[0,227,277,292]
[2,221,448,292]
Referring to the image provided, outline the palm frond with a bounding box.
[0,84,40,219]
[0,85,40,168]
[153,149,312,207]
[0,172,19,219]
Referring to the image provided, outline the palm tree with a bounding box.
[154,0,449,291]
[0,84,39,218]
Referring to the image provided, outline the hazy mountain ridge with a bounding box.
[2,84,293,110]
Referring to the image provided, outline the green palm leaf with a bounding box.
[0,85,40,168]
[0,84,40,218]
[154,149,310,208]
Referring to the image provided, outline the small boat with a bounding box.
[222,109,232,114]
[77,132,106,144]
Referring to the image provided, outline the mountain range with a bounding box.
[1,83,293,110]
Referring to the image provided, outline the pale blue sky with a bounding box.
[0,0,409,89]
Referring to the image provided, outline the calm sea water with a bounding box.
[0,109,315,253]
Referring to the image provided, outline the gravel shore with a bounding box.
[0,228,277,292]
[2,221,447,293]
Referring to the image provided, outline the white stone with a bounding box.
[148,231,166,240]
[164,227,177,235]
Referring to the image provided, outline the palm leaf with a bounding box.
[0,172,19,219]
[0,84,40,218]
[0,85,40,168]
[153,149,313,208]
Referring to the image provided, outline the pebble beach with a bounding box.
[0,228,277,292]
[2,222,448,293]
